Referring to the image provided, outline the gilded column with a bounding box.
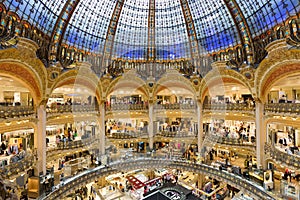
[255,100,266,169]
[35,104,46,175]
[99,102,106,155]
[148,102,154,150]
[197,100,203,153]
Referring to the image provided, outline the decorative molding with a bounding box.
[154,70,196,97]
[255,43,300,101]
[50,68,102,103]
[104,70,149,98]
[199,67,253,101]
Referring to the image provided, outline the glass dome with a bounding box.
[3,0,300,60]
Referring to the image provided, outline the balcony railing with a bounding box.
[46,105,98,114]
[108,131,148,139]
[203,103,255,112]
[47,138,99,158]
[215,136,256,147]
[265,103,300,114]
[154,103,196,110]
[202,133,255,151]
[0,152,34,178]
[155,131,196,138]
[106,104,148,111]
[0,106,35,119]
[265,143,300,168]
[45,155,278,200]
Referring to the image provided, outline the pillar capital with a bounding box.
[17,37,39,56]
[37,99,48,107]
[254,97,263,104]
[196,98,202,105]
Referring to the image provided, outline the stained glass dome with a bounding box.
[2,0,300,61]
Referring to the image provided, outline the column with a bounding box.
[99,102,106,155]
[197,100,203,153]
[35,104,46,176]
[148,102,154,150]
[255,101,266,169]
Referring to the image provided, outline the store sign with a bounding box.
[164,190,182,200]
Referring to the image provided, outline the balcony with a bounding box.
[47,138,99,160]
[203,103,255,112]
[0,106,35,119]
[46,105,98,115]
[265,103,300,115]
[265,143,300,168]
[154,103,196,110]
[106,103,148,111]
[155,131,196,138]
[0,152,34,178]
[108,131,148,139]
[203,133,256,152]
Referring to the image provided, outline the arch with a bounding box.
[265,118,300,127]
[0,39,48,104]
[50,69,102,104]
[0,63,42,105]
[105,72,149,99]
[255,48,300,102]
[154,71,196,98]
[199,68,253,102]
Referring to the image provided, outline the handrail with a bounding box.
[203,103,255,112]
[204,132,255,150]
[265,103,300,114]
[0,153,34,178]
[105,104,148,111]
[154,103,196,110]
[46,105,98,114]
[44,156,278,200]
[46,138,99,159]
[155,131,196,138]
[0,106,35,119]
[265,143,300,168]
[108,131,148,139]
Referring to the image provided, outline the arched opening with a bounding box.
[46,83,100,157]
[0,75,36,176]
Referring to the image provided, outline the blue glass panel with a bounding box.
[236,0,300,36]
